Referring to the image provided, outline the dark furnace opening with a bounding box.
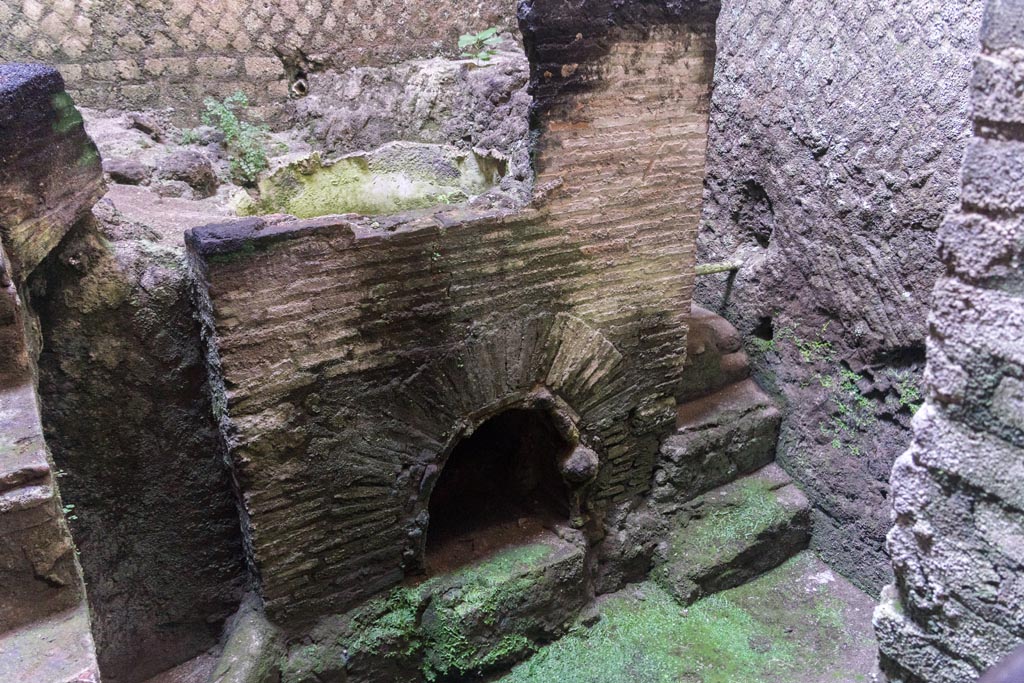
[425,408,573,574]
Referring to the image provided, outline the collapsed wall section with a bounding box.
[187,0,720,626]
[875,1,1024,679]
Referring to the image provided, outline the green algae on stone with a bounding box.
[501,553,877,683]
[652,475,792,604]
[242,142,506,219]
[281,539,583,683]
[679,479,790,563]
[500,582,796,683]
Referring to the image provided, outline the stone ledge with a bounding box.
[653,378,781,511]
[0,63,104,282]
[0,603,99,683]
[652,463,810,605]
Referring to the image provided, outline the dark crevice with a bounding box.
[424,408,572,575]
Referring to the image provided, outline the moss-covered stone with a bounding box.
[242,142,505,218]
[500,552,880,683]
[652,464,810,605]
[281,536,587,683]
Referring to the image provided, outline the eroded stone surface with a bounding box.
[653,379,781,513]
[0,64,104,284]
[0,384,82,632]
[0,65,96,682]
[695,0,985,593]
[0,0,521,122]
[290,41,533,209]
[501,552,879,683]
[875,6,1024,681]
[653,463,810,605]
[31,201,246,682]
[0,604,99,683]
[281,533,587,683]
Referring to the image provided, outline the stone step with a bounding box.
[282,529,589,683]
[677,305,751,403]
[497,552,881,683]
[652,463,811,606]
[0,603,99,683]
[652,378,782,514]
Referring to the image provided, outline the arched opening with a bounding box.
[425,408,573,574]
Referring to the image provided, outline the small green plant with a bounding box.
[750,337,776,354]
[459,27,501,61]
[772,322,878,456]
[200,91,269,186]
[62,503,78,521]
[819,366,876,455]
[776,323,834,364]
[890,370,923,415]
[179,128,200,145]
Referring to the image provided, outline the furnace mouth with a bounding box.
[423,407,575,575]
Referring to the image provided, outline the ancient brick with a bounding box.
[188,1,717,624]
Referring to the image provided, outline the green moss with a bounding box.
[503,554,872,683]
[416,543,555,680]
[812,597,846,632]
[244,145,501,219]
[668,479,788,569]
[206,242,259,265]
[51,91,84,134]
[291,542,560,683]
[501,583,796,683]
[348,586,422,658]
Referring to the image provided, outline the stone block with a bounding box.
[972,52,1024,127]
[677,305,750,402]
[280,534,587,683]
[962,138,1024,214]
[0,64,104,283]
[652,463,810,605]
[938,212,1024,284]
[653,379,781,513]
[0,383,82,632]
[983,0,1024,52]
[874,587,981,683]
[0,603,99,683]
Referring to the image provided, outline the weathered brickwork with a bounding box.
[0,0,518,122]
[875,1,1024,680]
[188,1,718,625]
[696,0,985,593]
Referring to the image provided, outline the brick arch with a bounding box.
[392,312,630,568]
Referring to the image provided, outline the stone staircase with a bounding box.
[0,385,99,683]
[648,306,810,606]
[653,463,810,605]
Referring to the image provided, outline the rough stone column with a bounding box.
[874,2,1024,680]
[0,63,101,682]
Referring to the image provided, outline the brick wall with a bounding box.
[187,0,719,625]
[0,0,517,122]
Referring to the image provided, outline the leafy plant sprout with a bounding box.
[199,91,270,186]
[459,27,501,61]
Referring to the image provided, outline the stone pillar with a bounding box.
[874,2,1024,680]
[0,64,102,682]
